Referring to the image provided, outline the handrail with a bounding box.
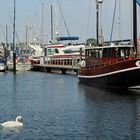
[84,57,129,70]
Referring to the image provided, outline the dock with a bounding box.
[31,64,79,74]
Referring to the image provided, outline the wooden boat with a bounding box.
[78,0,140,88]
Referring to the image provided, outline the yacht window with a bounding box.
[118,48,130,58]
[86,49,102,58]
[120,50,125,57]
[55,49,59,54]
[63,49,74,54]
[103,48,116,58]
[47,48,56,55]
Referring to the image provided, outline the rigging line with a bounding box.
[0,24,6,42]
[8,13,20,44]
[110,0,117,42]
[108,0,117,60]
[118,0,121,40]
[31,25,37,42]
[57,0,70,37]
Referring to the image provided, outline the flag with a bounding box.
[137,0,140,6]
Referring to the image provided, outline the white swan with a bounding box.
[0,116,23,128]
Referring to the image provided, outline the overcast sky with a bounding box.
[0,0,140,43]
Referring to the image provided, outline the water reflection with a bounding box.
[1,126,23,134]
[78,84,140,139]
[11,75,19,118]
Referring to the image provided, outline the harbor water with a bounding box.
[0,71,140,139]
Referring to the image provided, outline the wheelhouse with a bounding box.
[85,44,134,67]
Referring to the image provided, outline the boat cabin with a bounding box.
[46,44,77,56]
[84,44,135,67]
[44,44,84,66]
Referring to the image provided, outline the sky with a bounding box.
[0,0,140,44]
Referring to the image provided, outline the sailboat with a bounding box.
[7,0,31,72]
[78,0,140,88]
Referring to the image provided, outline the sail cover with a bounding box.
[56,37,79,41]
[137,0,140,6]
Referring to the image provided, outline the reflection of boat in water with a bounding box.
[78,0,140,89]
[78,83,140,139]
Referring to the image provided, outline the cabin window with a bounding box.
[117,48,130,58]
[86,49,102,59]
[63,49,74,54]
[55,49,59,54]
[47,49,51,55]
[47,48,58,55]
[103,48,117,58]
[47,49,50,55]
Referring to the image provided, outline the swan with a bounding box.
[0,116,23,128]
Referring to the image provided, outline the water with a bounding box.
[0,71,140,139]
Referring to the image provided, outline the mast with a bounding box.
[51,5,54,41]
[96,0,99,46]
[41,2,44,45]
[96,0,103,46]
[5,25,8,68]
[26,25,28,50]
[13,0,16,74]
[110,0,117,42]
[133,0,137,51]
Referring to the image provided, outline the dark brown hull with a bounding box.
[78,59,140,88]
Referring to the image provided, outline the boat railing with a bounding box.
[84,57,129,69]
[45,55,81,67]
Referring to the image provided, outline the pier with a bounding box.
[31,54,81,74]
[31,63,79,74]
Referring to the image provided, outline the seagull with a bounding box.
[0,116,23,128]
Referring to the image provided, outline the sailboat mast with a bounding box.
[5,25,8,67]
[13,0,16,74]
[96,1,99,46]
[133,0,137,51]
[96,0,103,46]
[26,25,28,50]
[41,2,44,45]
[51,5,54,41]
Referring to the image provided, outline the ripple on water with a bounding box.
[0,72,140,139]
